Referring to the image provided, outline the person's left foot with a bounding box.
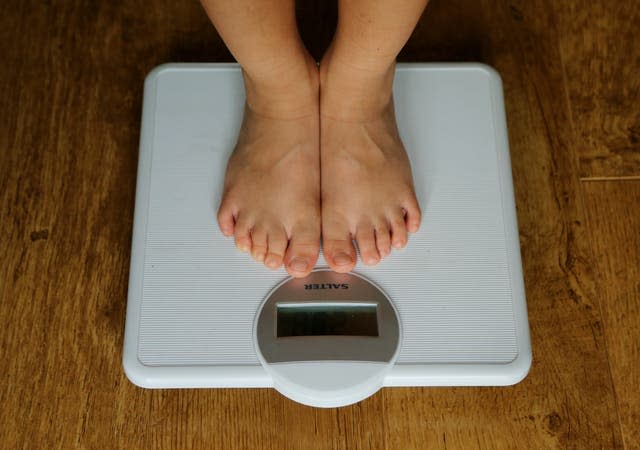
[319,51,421,272]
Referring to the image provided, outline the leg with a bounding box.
[319,0,427,272]
[201,0,321,277]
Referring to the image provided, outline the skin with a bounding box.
[201,0,427,277]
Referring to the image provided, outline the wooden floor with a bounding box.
[1,0,638,448]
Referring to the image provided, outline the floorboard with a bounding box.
[383,1,623,447]
[553,1,640,179]
[583,181,640,449]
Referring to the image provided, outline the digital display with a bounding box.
[276,302,379,337]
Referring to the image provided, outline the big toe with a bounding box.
[284,223,321,278]
[322,217,357,273]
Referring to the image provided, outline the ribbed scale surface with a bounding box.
[137,66,518,367]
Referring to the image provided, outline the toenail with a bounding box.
[333,252,353,266]
[265,255,281,268]
[289,257,308,272]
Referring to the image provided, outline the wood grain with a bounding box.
[0,0,637,448]
[583,181,640,449]
[385,1,623,447]
[553,1,640,179]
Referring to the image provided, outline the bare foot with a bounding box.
[217,55,321,278]
[319,51,421,272]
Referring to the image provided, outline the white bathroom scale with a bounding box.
[123,63,532,408]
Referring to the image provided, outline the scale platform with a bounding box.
[123,63,532,408]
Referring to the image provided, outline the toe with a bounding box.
[234,213,253,253]
[389,210,408,249]
[264,226,287,270]
[250,224,268,262]
[217,200,236,237]
[374,221,392,257]
[404,197,422,233]
[356,224,380,266]
[284,223,321,278]
[322,217,356,273]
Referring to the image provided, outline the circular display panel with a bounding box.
[254,269,401,408]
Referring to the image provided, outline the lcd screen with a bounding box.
[276,302,379,337]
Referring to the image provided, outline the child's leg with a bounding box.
[319,0,427,272]
[201,0,321,278]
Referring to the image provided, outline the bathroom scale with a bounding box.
[123,63,532,408]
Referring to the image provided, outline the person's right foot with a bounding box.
[216,54,321,278]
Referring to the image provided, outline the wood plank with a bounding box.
[385,0,624,447]
[0,1,383,448]
[554,1,640,179]
[583,180,640,449]
[295,0,337,62]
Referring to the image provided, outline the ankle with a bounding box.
[319,47,395,121]
[322,35,397,75]
[242,52,319,119]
